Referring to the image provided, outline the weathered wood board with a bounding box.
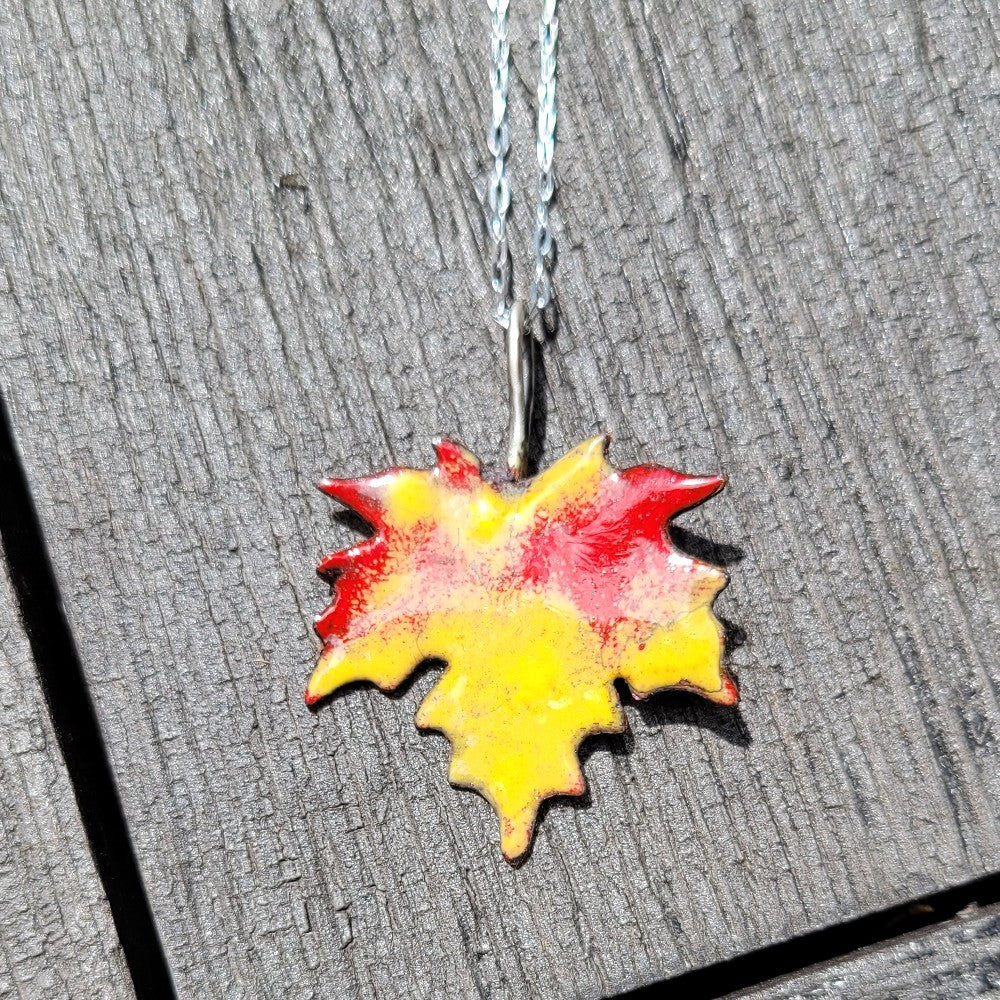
[735,902,1000,999]
[0,563,133,997]
[1,0,998,996]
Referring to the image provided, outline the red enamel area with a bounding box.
[317,476,388,531]
[433,438,480,488]
[718,673,739,705]
[314,455,463,645]
[314,535,391,641]
[314,447,726,654]
[515,467,726,626]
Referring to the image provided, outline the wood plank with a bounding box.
[0,564,133,997]
[735,903,1000,999]
[1,0,998,996]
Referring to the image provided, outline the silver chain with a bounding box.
[487,0,559,327]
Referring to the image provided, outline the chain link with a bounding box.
[532,0,558,311]
[487,0,512,325]
[487,0,559,326]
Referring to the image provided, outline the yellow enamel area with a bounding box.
[380,437,610,538]
[381,471,441,528]
[612,606,727,700]
[510,436,609,524]
[309,616,422,695]
[309,437,731,861]
[416,596,625,860]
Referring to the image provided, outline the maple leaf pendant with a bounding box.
[308,436,737,862]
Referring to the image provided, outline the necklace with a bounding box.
[487,0,557,477]
[308,0,737,864]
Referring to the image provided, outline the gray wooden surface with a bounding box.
[0,565,133,998]
[1,0,998,997]
[735,902,1000,1000]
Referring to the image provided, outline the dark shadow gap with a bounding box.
[523,306,554,478]
[614,868,1000,1000]
[0,393,176,1000]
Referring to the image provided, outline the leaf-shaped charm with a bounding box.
[308,437,736,861]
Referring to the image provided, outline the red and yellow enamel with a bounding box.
[308,437,736,861]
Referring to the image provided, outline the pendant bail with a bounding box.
[505,299,534,480]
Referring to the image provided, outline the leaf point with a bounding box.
[712,671,740,706]
[318,477,387,529]
[670,473,728,512]
[433,437,481,488]
[316,548,354,578]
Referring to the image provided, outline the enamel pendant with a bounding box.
[307,435,735,862]
[307,1,738,862]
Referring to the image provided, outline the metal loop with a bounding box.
[505,300,533,478]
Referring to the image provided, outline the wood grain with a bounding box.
[0,564,133,997]
[1,0,998,996]
[735,903,1000,999]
